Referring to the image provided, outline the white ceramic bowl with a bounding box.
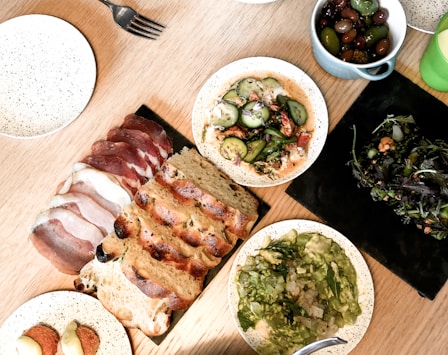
[310,0,407,80]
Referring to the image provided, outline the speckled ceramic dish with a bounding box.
[192,57,328,187]
[0,14,96,138]
[228,219,374,355]
[400,0,448,34]
[0,291,132,354]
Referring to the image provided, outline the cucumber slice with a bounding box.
[263,127,287,139]
[210,102,239,128]
[286,99,308,125]
[236,78,262,99]
[222,89,245,106]
[240,101,270,128]
[254,140,281,161]
[220,137,247,161]
[276,94,289,106]
[244,139,267,163]
[262,77,283,92]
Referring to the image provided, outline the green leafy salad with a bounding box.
[350,115,448,240]
[235,229,361,355]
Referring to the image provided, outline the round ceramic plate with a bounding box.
[192,57,328,187]
[228,219,374,355]
[0,291,132,354]
[400,0,448,34]
[0,14,96,138]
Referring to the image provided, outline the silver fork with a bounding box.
[98,0,165,39]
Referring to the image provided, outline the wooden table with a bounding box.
[1,1,447,354]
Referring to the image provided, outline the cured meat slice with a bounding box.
[30,219,95,275]
[48,192,115,236]
[32,207,104,247]
[121,114,173,158]
[58,165,132,216]
[107,127,164,170]
[91,140,152,176]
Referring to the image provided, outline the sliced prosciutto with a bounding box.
[32,207,104,247]
[91,140,153,178]
[29,116,172,275]
[121,114,173,158]
[48,192,115,236]
[82,154,145,195]
[30,220,96,275]
[107,127,164,170]
[58,165,132,216]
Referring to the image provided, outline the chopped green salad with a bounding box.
[235,229,361,355]
[350,115,448,240]
[203,76,312,180]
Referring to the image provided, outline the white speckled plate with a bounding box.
[0,14,96,138]
[192,57,328,187]
[0,291,132,354]
[400,0,448,34]
[228,219,374,355]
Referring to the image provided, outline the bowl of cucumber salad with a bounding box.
[192,57,328,187]
[228,219,374,355]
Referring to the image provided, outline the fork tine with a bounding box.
[134,13,166,29]
[133,16,164,33]
[127,23,159,40]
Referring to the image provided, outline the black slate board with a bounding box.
[135,105,270,342]
[286,71,448,300]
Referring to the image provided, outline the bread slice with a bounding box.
[155,147,259,239]
[115,203,222,277]
[98,233,204,310]
[135,179,237,257]
[77,258,172,336]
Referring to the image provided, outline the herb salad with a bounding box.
[235,229,361,355]
[350,115,448,240]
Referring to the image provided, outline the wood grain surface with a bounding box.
[1,1,447,354]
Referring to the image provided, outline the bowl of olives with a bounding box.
[311,0,406,80]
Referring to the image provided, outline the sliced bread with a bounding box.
[98,232,204,310]
[135,179,236,257]
[77,258,172,336]
[155,147,259,239]
[115,203,222,276]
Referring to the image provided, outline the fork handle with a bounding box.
[97,0,114,9]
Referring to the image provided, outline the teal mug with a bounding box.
[420,13,448,92]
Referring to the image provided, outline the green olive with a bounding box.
[350,0,379,16]
[364,25,389,49]
[320,27,340,56]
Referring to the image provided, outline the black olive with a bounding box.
[96,244,112,263]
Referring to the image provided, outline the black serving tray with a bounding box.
[135,105,270,342]
[286,71,448,300]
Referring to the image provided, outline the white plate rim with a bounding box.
[228,219,375,355]
[0,290,132,354]
[192,56,328,187]
[0,14,96,139]
[400,0,448,34]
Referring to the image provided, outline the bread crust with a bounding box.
[155,148,259,239]
[135,180,236,257]
[99,233,204,310]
